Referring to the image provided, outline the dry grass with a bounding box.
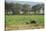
[6,24,44,31]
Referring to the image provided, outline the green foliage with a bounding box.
[23,4,30,15]
[15,3,22,15]
[6,15,44,25]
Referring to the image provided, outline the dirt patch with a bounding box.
[5,24,44,31]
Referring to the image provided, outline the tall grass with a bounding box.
[6,15,44,25]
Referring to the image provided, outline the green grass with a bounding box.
[6,15,44,26]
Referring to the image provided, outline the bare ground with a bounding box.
[5,24,44,31]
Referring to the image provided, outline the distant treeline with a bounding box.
[5,2,44,15]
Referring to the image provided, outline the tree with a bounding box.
[32,4,40,14]
[23,4,30,15]
[15,3,22,15]
[5,2,14,15]
[32,3,44,15]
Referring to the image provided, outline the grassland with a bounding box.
[5,15,44,30]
